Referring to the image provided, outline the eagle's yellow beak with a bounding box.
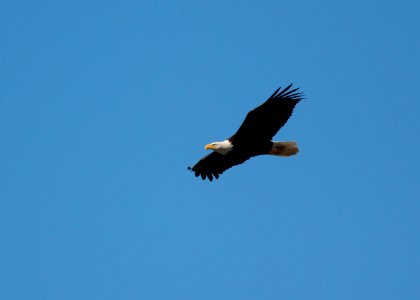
[205,144,215,150]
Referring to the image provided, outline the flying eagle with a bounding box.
[188,84,303,181]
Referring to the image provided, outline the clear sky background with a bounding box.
[1,0,419,299]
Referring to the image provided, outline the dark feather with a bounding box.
[188,150,251,181]
[229,84,302,144]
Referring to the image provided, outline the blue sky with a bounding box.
[1,0,419,299]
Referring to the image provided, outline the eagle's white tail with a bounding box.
[269,142,299,156]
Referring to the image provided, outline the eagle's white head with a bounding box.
[204,140,233,155]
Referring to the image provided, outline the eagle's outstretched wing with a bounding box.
[188,150,250,181]
[229,84,303,144]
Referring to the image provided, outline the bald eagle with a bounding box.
[188,84,303,181]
